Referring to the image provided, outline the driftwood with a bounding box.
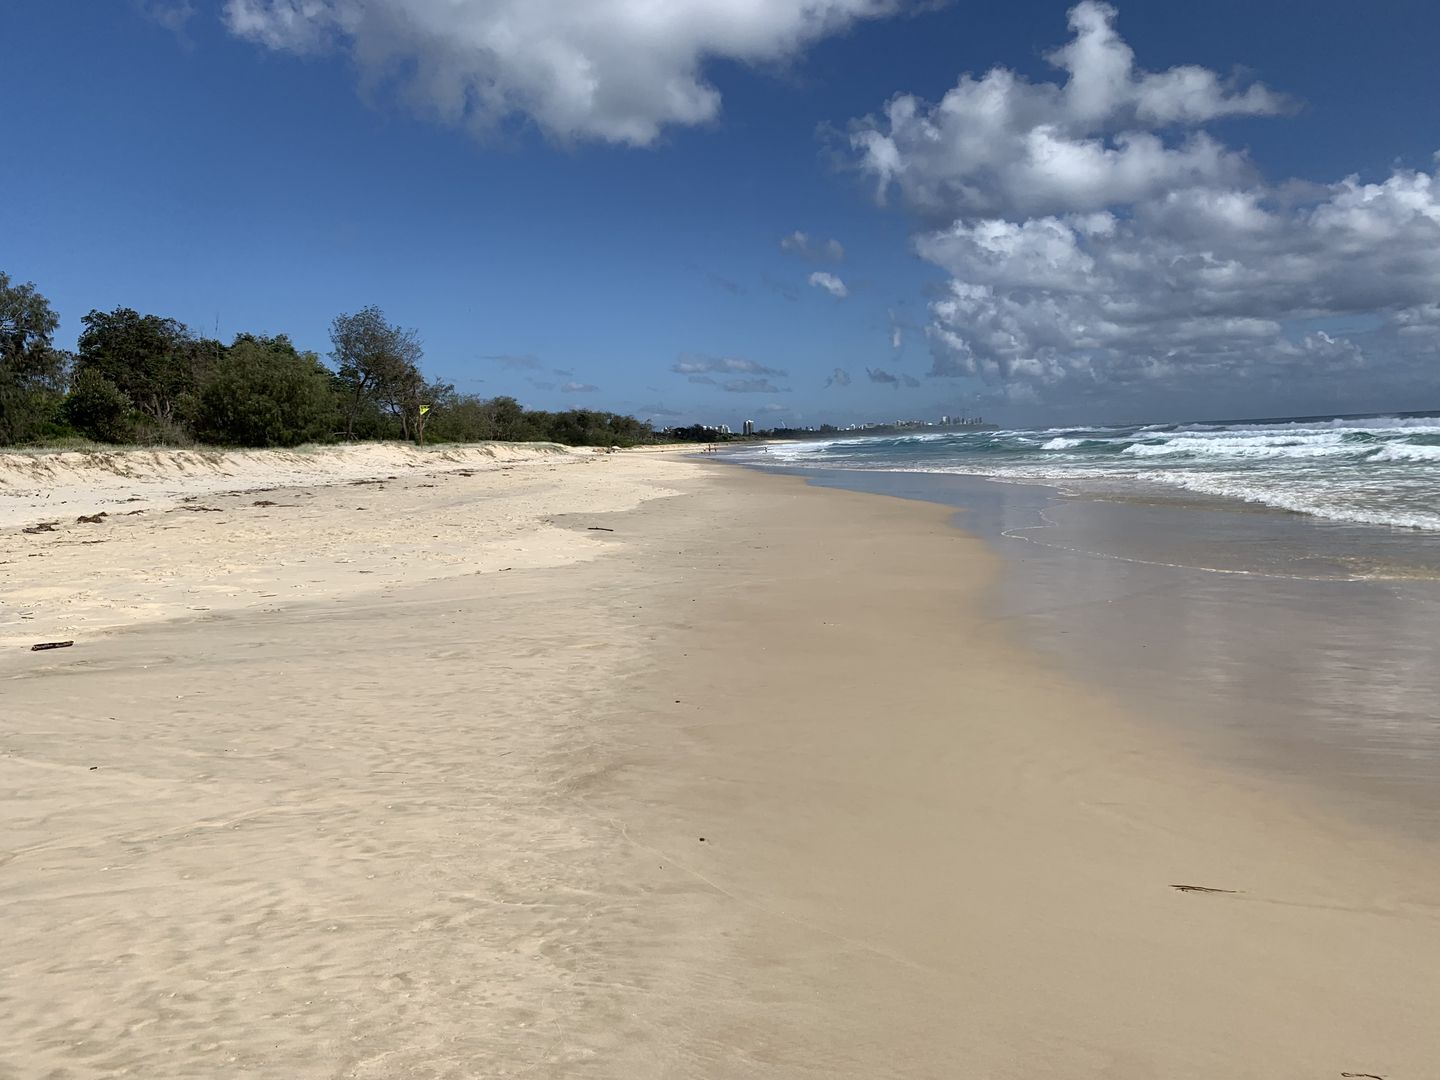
[76,513,108,524]
[22,522,59,534]
[1171,885,1238,894]
[30,641,74,652]
[587,526,615,532]
[1341,1073,1386,1079]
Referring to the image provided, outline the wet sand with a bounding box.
[4,452,1439,1078]
[792,467,1440,837]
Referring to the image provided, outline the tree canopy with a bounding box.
[1,271,667,451]
[192,335,337,447]
[329,306,423,439]
[0,272,69,443]
[74,307,218,432]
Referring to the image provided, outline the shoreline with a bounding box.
[4,453,1439,1077]
[747,409,1440,538]
[759,463,1440,839]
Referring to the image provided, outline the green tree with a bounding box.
[74,307,213,427]
[329,306,422,439]
[192,335,337,447]
[485,395,533,441]
[424,391,497,442]
[0,272,70,444]
[63,370,135,443]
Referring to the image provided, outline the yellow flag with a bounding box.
[419,404,431,415]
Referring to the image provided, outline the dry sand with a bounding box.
[0,444,680,650]
[3,447,1438,1078]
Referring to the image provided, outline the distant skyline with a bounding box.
[3,1,1438,428]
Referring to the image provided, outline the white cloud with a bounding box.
[847,2,1440,411]
[224,0,903,145]
[780,230,846,261]
[561,381,600,393]
[851,1,1286,220]
[824,367,852,387]
[672,354,786,377]
[922,174,1440,387]
[808,271,849,298]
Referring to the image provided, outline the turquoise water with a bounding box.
[747,412,1440,533]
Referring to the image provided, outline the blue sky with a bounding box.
[3,1,1438,427]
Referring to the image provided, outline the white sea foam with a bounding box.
[1139,470,1440,531]
[742,413,1440,532]
[1124,435,1356,460]
[1369,443,1440,463]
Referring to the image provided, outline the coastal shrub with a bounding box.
[62,370,136,443]
[3,272,669,450]
[192,336,337,447]
[0,272,70,444]
[74,307,218,426]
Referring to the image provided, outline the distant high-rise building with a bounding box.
[743,419,756,435]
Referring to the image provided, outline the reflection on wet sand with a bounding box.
[800,469,1440,837]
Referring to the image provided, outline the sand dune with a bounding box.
[0,443,683,650]
[0,442,585,530]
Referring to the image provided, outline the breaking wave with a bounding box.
[744,412,1440,532]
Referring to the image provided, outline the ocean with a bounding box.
[746,411,1440,535]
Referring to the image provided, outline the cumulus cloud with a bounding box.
[867,367,900,387]
[847,2,1440,411]
[672,354,787,377]
[780,231,846,262]
[224,0,903,145]
[639,403,685,417]
[901,373,921,387]
[824,367,852,388]
[808,271,849,299]
[851,1,1285,221]
[562,381,600,393]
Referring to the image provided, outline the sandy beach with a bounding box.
[4,446,1439,1079]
